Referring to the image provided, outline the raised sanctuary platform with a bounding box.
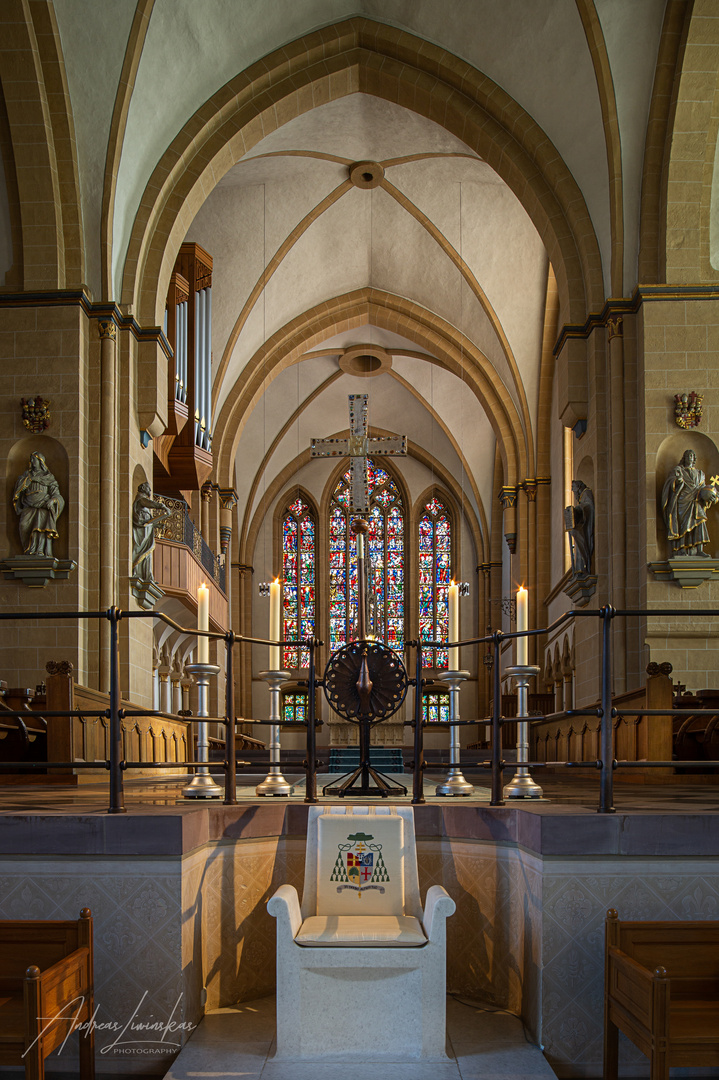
[0,775,717,1079]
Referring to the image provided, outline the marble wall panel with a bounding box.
[0,855,185,1077]
[3,835,717,1079]
[540,857,719,1077]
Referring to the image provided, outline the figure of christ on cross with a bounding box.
[311,393,406,514]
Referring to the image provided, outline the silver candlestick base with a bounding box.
[435,670,474,797]
[182,662,223,799]
[256,670,294,797]
[503,664,543,799]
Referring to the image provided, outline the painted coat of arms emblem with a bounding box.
[329,831,390,897]
[674,392,703,429]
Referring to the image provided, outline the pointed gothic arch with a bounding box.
[120,17,602,334]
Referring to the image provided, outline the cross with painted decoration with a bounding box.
[310,394,407,513]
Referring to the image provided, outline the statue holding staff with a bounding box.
[661,449,719,557]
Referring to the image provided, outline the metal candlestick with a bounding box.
[256,670,294,796]
[182,662,223,799]
[435,670,474,796]
[503,664,543,799]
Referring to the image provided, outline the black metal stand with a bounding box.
[323,712,407,797]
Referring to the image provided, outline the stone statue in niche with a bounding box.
[564,480,595,575]
[132,482,171,583]
[661,448,719,557]
[13,451,65,557]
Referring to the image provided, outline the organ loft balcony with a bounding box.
[152,495,228,630]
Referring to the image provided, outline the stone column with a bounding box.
[522,479,537,663]
[499,486,518,555]
[608,315,627,691]
[171,670,183,715]
[99,319,117,692]
[181,673,193,715]
[218,489,237,566]
[201,481,213,544]
[152,658,160,711]
[159,666,171,714]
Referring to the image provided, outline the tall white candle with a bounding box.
[197,582,209,664]
[448,581,459,670]
[269,578,281,670]
[516,585,528,666]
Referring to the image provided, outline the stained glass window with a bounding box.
[422,691,450,723]
[329,461,405,653]
[418,496,451,668]
[282,691,308,724]
[282,495,315,668]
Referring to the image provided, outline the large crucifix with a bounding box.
[310,393,406,513]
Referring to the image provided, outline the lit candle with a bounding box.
[269,577,281,670]
[197,582,209,664]
[448,580,459,670]
[516,585,528,666]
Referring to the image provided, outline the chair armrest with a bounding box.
[422,885,456,942]
[607,945,669,1030]
[267,885,303,939]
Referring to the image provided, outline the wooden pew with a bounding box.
[0,908,95,1079]
[0,686,47,770]
[673,688,719,762]
[604,908,719,1080]
[532,663,674,775]
[43,660,191,780]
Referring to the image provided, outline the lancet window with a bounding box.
[418,496,452,668]
[422,690,450,723]
[282,495,316,668]
[329,461,405,653]
[282,690,309,724]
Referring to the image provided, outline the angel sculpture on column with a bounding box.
[132,482,171,584]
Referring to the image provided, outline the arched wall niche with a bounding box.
[655,432,719,558]
[5,435,70,559]
[575,454,595,492]
[130,463,150,577]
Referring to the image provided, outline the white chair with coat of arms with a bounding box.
[267,805,455,1060]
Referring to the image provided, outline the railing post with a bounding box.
[305,638,318,803]
[224,630,236,805]
[599,605,616,813]
[490,631,504,806]
[412,642,425,805]
[107,607,126,813]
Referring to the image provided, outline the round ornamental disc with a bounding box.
[323,641,408,724]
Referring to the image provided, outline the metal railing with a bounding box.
[1,604,717,813]
[155,495,225,593]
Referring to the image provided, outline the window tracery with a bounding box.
[282,495,316,668]
[418,496,451,668]
[329,461,405,653]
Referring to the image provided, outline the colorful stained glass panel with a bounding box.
[282,497,315,667]
[418,498,451,668]
[330,460,404,653]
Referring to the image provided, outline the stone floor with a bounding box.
[161,993,558,1080]
[0,768,717,816]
